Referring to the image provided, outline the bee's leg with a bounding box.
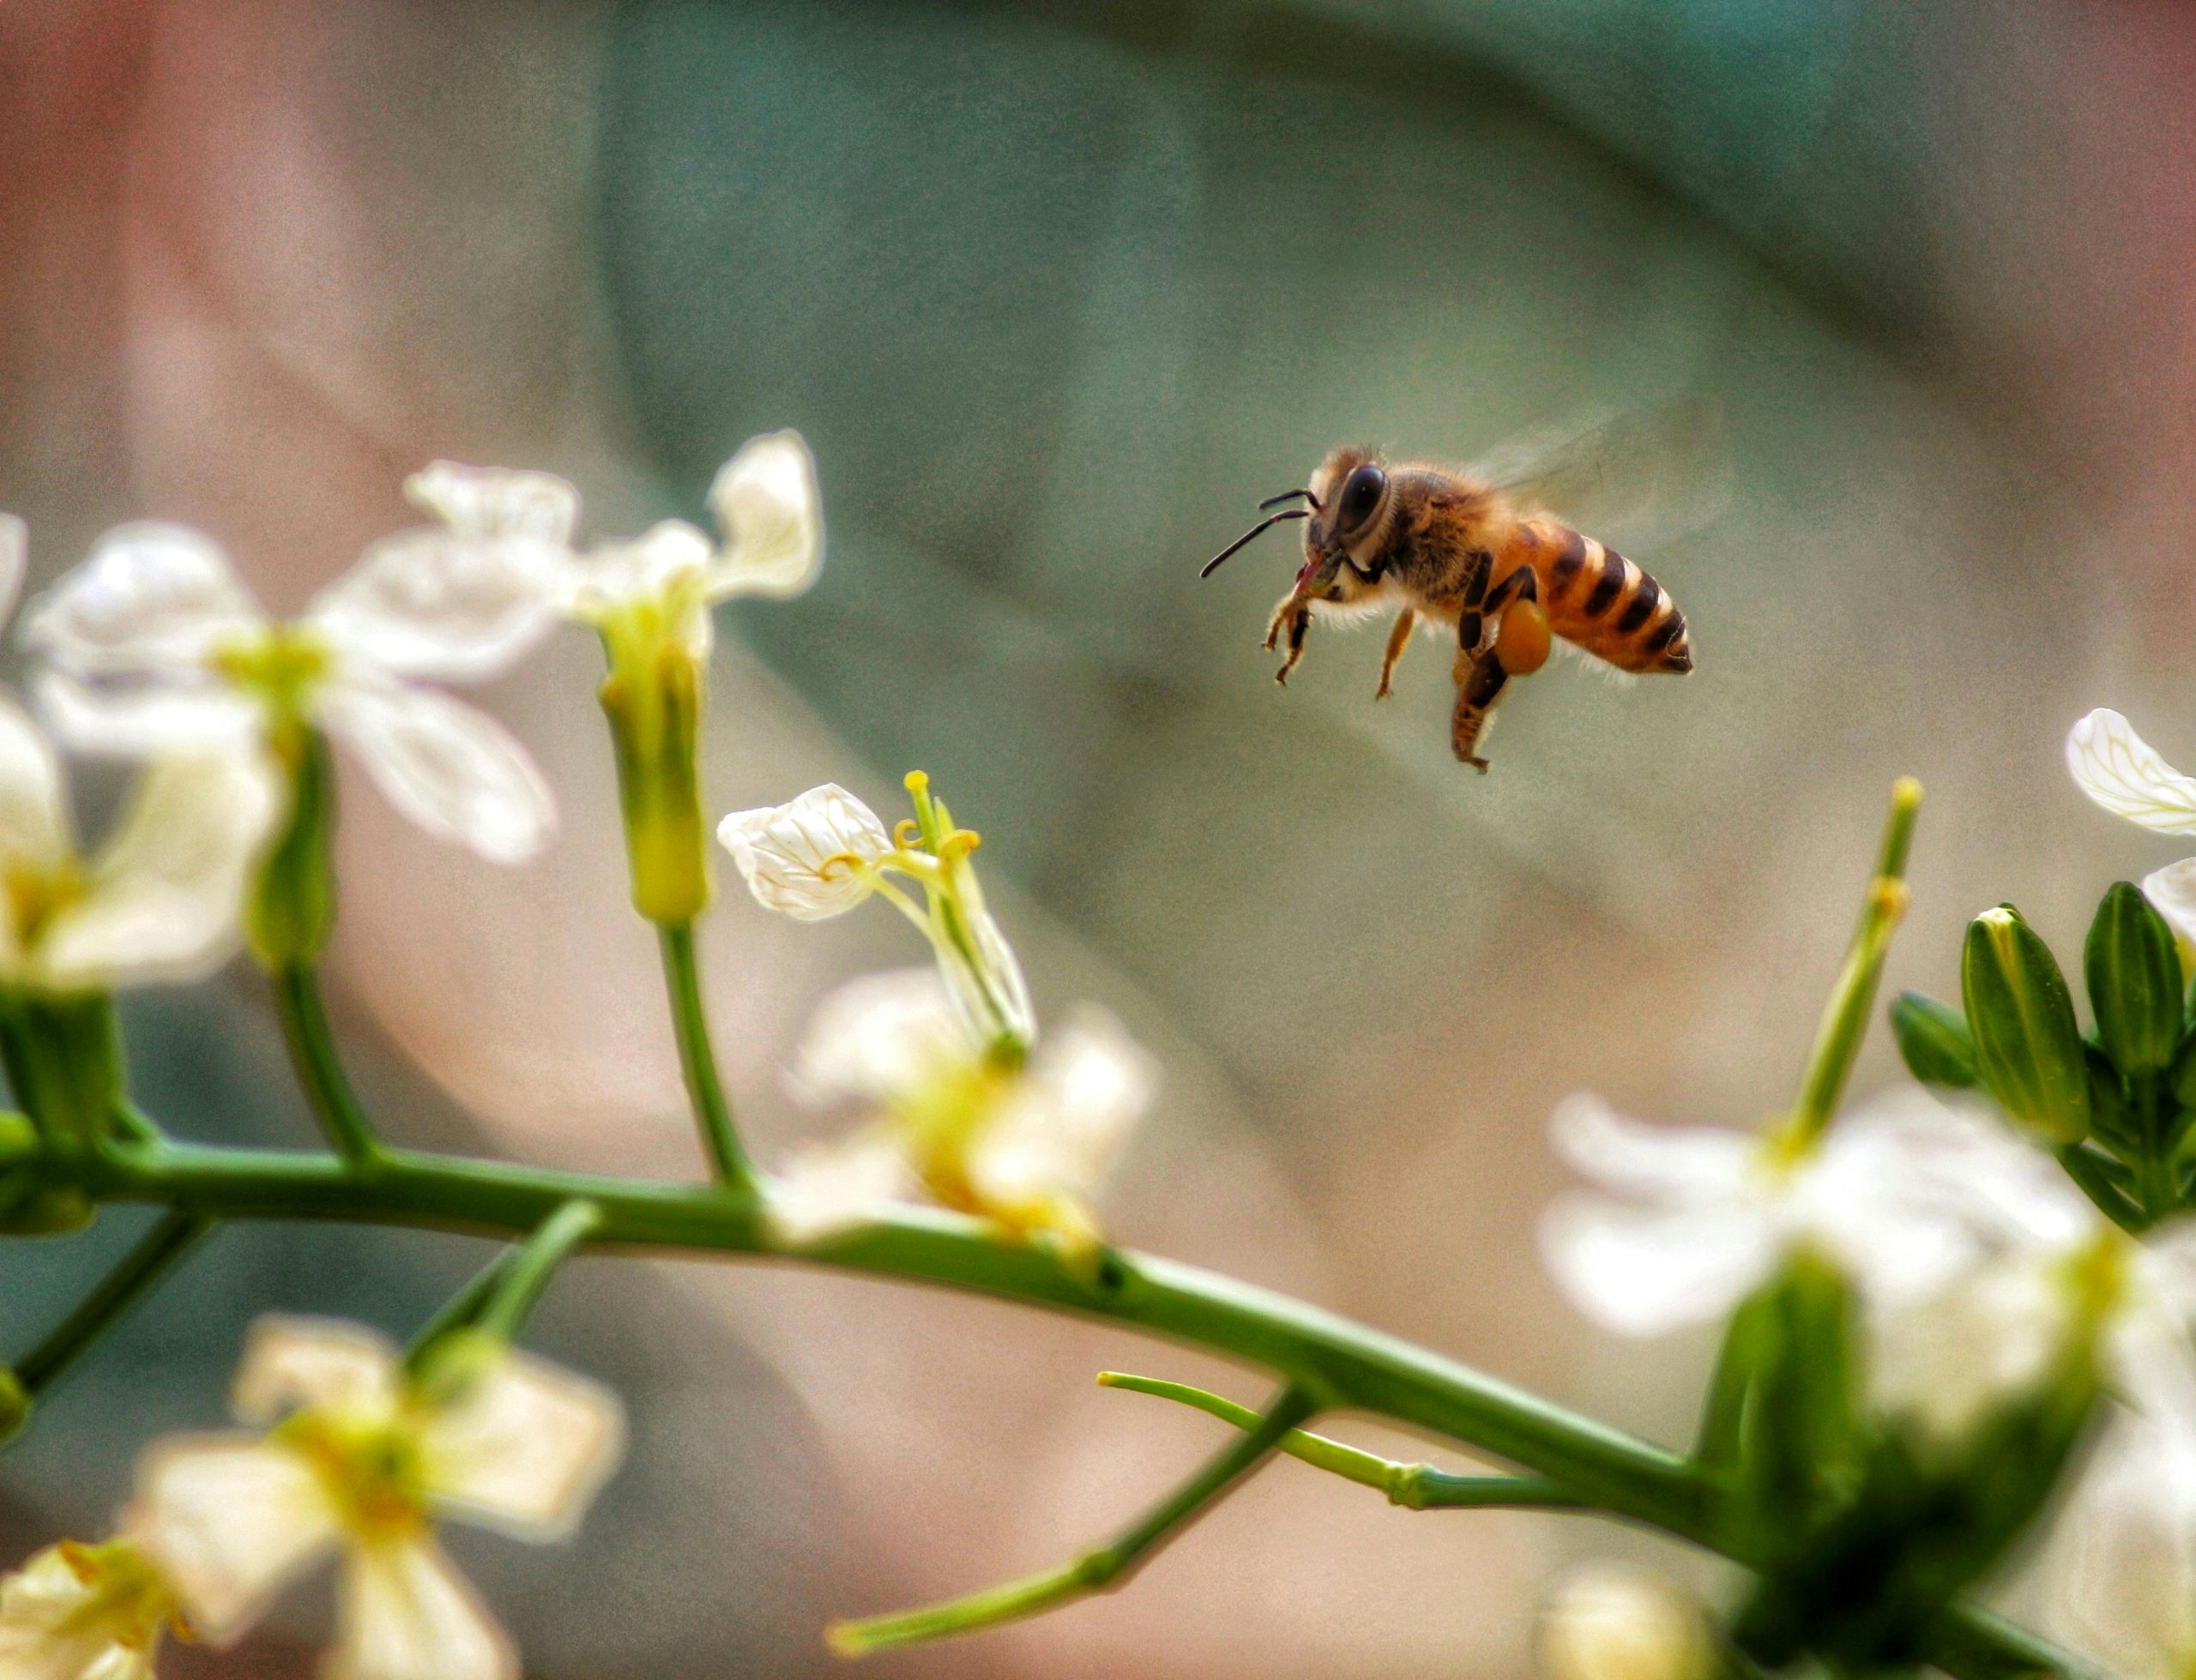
[1481,564,1538,615]
[1450,647,1507,772]
[1376,608,1418,700]
[1265,596,1312,685]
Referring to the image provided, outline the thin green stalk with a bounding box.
[61,1135,2071,1680]
[657,923,754,1193]
[1791,778,1922,1144]
[1098,1371,1581,1510]
[15,1210,209,1397]
[474,1198,600,1340]
[271,964,381,1165]
[406,1249,516,1367]
[831,1385,1317,1654]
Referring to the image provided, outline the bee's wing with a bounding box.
[1468,396,1729,551]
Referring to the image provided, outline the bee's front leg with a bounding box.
[1376,608,1417,700]
[1265,593,1312,685]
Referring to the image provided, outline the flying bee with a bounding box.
[1202,405,1710,770]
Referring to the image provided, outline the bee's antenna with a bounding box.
[1201,509,1309,578]
[1258,488,1321,511]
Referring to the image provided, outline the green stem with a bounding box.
[657,923,755,1192]
[1791,778,1922,1144]
[15,1210,209,1398]
[831,1385,1317,1654]
[271,965,382,1165]
[58,1135,2067,1680]
[406,1249,516,1367]
[1098,1371,1581,1510]
[475,1198,600,1340]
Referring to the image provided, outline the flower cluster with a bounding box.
[0,1316,621,1679]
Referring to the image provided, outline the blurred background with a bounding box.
[4,0,2195,1672]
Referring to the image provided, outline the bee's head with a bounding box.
[1295,448,1391,598]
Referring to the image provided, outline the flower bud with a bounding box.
[1541,1566,1710,1680]
[1962,906,2090,1143]
[2086,882,2184,1077]
[1889,991,1978,1089]
[0,1368,29,1444]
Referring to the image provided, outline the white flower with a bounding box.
[771,968,1155,1250]
[1538,1565,1710,1680]
[0,1538,174,1680]
[24,521,555,864]
[0,696,275,994]
[131,1316,624,1680]
[1540,1087,2068,1338]
[718,784,893,921]
[2047,1412,2196,1680]
[2067,708,2196,943]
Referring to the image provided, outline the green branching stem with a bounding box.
[1098,1371,1581,1511]
[15,1209,209,1398]
[830,1384,1318,1654]
[47,1135,2072,1678]
[270,964,383,1165]
[475,1198,600,1341]
[657,922,756,1193]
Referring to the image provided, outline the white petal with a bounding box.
[563,521,713,626]
[318,675,554,864]
[769,1136,914,1243]
[1540,1565,1710,1680]
[717,784,892,920]
[306,530,563,684]
[1867,1262,2068,1447]
[791,967,974,1106]
[0,695,73,873]
[404,462,579,545]
[130,1436,339,1642]
[1547,1095,1757,1204]
[419,1351,624,1539]
[704,431,822,601]
[37,751,278,991]
[1539,1193,1778,1337]
[21,523,263,675]
[231,1316,402,1424]
[2067,709,2196,835]
[328,1540,514,1680]
[972,1007,1155,1208]
[0,514,27,629]
[0,1544,158,1680]
[32,670,263,761]
[2048,1415,2196,1680]
[2144,858,2196,951]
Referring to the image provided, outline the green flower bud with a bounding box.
[2085,1041,2139,1154]
[0,1174,93,1236]
[1889,991,1977,1088]
[1963,905,2090,1144]
[2086,882,2182,1076]
[0,1369,29,1445]
[2175,1029,2196,1112]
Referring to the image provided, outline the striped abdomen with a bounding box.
[1505,516,1692,674]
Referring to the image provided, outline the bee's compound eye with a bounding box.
[1339,465,1385,531]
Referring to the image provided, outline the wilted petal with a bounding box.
[308,529,563,684]
[563,521,713,625]
[2049,1415,2196,1680]
[718,784,892,920]
[2143,858,2196,950]
[791,968,974,1106]
[0,695,73,874]
[770,1135,913,1243]
[231,1316,402,1424]
[1540,1193,1777,1337]
[318,674,554,864]
[23,523,263,675]
[938,903,1037,1050]
[2068,709,2196,836]
[972,1007,1155,1209]
[705,431,822,601]
[131,1436,339,1642]
[37,752,278,992]
[0,515,27,629]
[329,1539,514,1680]
[405,462,579,545]
[419,1351,624,1540]
[33,671,262,760]
[1547,1096,1757,1204]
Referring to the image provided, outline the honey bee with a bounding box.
[1202,407,1705,770]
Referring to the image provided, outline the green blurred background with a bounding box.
[5,1,2194,1671]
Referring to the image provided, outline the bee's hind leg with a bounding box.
[1450,647,1507,772]
[1376,608,1417,700]
[1266,595,1312,685]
